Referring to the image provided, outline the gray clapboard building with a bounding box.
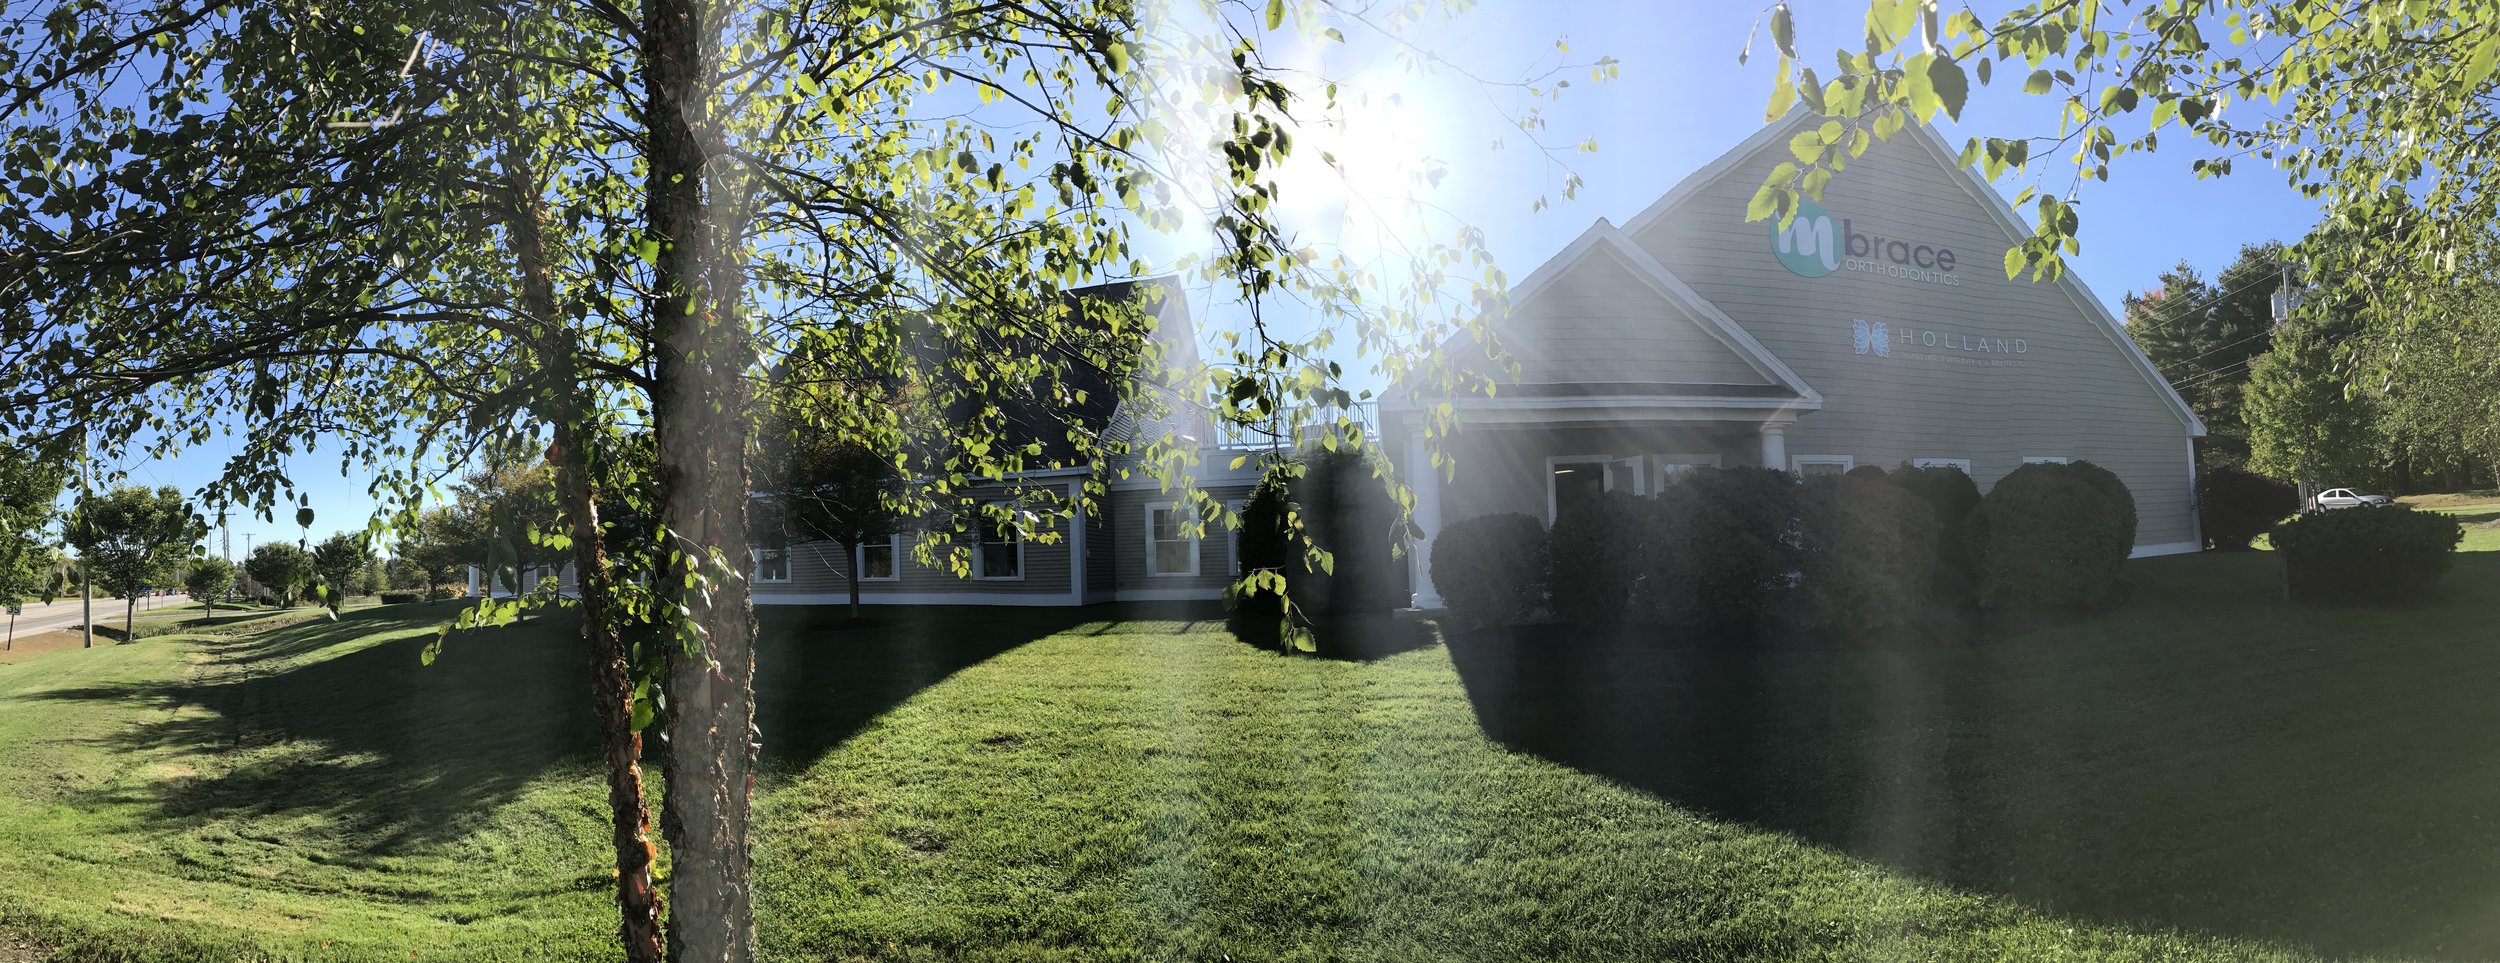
[482,114,2201,609]
[1382,113,2204,608]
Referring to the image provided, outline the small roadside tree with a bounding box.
[313,533,377,601]
[185,558,238,623]
[759,438,898,621]
[0,439,66,648]
[244,543,315,608]
[67,486,207,644]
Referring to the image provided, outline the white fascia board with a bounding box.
[1617,111,1817,239]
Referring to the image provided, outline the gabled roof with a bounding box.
[1384,218,1823,409]
[1614,110,2206,437]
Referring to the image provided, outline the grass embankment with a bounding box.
[5,555,2500,960]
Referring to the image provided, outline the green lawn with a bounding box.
[3,553,2500,960]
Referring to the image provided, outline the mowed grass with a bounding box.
[5,552,2500,960]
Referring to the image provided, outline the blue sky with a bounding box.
[120,0,2323,559]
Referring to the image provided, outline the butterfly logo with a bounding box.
[1851,319,1891,357]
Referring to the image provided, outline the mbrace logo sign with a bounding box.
[1767,197,1961,286]
[1769,197,1843,278]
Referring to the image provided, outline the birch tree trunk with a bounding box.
[494,76,668,962]
[645,1,760,958]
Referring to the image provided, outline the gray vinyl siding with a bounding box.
[1486,252,1774,386]
[1111,485,1256,595]
[1086,503,1116,598]
[1623,121,2197,548]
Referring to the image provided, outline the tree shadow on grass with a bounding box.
[1222,608,1441,663]
[34,601,1095,860]
[1444,552,2500,961]
[31,602,598,856]
[751,604,1104,770]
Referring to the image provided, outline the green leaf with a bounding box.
[1265,0,1285,30]
[2465,33,2500,88]
[1926,56,1969,121]
[1788,131,1821,163]
[2004,244,2027,280]
[1771,4,1796,57]
[1766,57,1797,121]
[2023,70,2053,95]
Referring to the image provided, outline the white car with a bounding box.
[2310,488,2393,511]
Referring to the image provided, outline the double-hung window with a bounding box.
[1790,454,1854,478]
[976,510,1023,580]
[858,534,899,581]
[1911,457,1972,474]
[1147,502,1200,577]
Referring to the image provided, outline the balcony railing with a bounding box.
[1209,400,1379,451]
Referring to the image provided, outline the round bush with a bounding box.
[1286,445,1407,616]
[1429,512,1548,628]
[1796,475,1941,630]
[1643,466,1802,629]
[1966,467,2129,610]
[2198,467,2300,551]
[1888,464,1982,603]
[1547,491,1646,627]
[2270,506,2462,603]
[1227,446,1409,648]
[2068,460,2138,552]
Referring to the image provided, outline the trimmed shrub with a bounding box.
[1429,512,1548,628]
[1229,444,1410,647]
[378,590,426,604]
[2198,468,2300,551]
[1843,464,1891,482]
[1966,467,2129,610]
[2271,506,2462,603]
[1888,463,1982,603]
[1289,445,1408,616]
[2068,460,2138,552]
[1795,475,1941,630]
[1547,492,1647,627]
[1642,466,1803,629]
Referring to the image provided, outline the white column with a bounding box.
[1408,432,1445,610]
[1759,423,1788,471]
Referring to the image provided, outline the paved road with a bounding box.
[4,593,191,640]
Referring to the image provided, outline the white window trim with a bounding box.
[751,547,792,584]
[974,509,1025,582]
[1654,452,1722,479]
[1607,455,1648,497]
[855,534,901,582]
[1225,499,1247,577]
[1911,457,1972,473]
[1545,454,1614,523]
[1145,501,1201,578]
[2021,455,2069,465]
[1790,454,1855,475]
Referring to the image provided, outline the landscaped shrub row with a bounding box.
[2270,506,2462,603]
[377,590,427,604]
[1964,463,2131,611]
[1428,460,2141,631]
[1427,512,1546,629]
